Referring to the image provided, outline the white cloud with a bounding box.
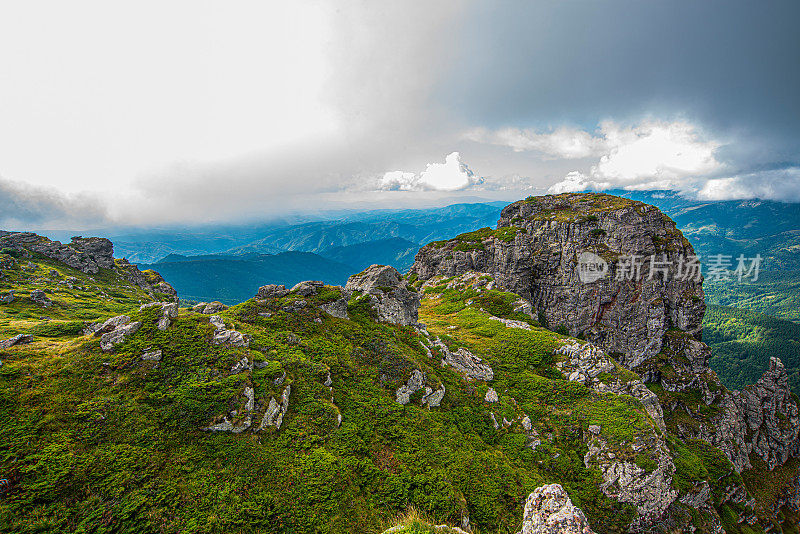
[697,167,800,201]
[379,152,483,191]
[545,120,723,194]
[465,126,607,159]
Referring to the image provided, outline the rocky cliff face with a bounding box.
[411,193,800,530]
[411,193,704,368]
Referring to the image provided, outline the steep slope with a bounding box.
[704,304,800,396]
[411,192,800,531]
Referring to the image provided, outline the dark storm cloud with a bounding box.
[446,0,800,170]
[0,177,108,228]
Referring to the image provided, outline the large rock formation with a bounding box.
[411,193,704,368]
[0,233,114,274]
[345,265,420,326]
[411,193,800,530]
[0,232,177,300]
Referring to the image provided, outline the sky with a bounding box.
[1,0,799,228]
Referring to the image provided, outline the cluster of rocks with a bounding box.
[205,386,256,434]
[584,433,677,531]
[0,233,115,274]
[415,324,494,381]
[555,341,665,432]
[394,369,445,407]
[410,193,705,368]
[29,289,52,308]
[256,265,420,327]
[209,315,250,347]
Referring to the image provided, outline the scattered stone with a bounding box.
[521,415,532,431]
[0,291,15,304]
[421,384,446,407]
[588,424,601,435]
[93,315,131,336]
[230,356,252,375]
[396,369,425,405]
[484,387,499,403]
[141,349,162,361]
[273,371,286,386]
[520,484,595,534]
[323,372,333,387]
[29,290,52,308]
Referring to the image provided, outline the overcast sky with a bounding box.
[1,0,799,228]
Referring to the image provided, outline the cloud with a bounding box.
[379,152,483,191]
[545,120,723,194]
[697,167,800,201]
[0,177,108,229]
[464,126,607,159]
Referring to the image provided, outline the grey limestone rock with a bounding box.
[520,484,595,534]
[345,265,420,326]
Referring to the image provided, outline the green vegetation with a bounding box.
[431,226,520,253]
[704,304,800,395]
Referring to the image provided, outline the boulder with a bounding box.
[100,321,142,351]
[0,334,33,350]
[29,290,52,308]
[520,484,595,534]
[256,284,289,299]
[345,265,420,326]
[0,291,15,304]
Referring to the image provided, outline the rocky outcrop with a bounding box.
[0,233,115,274]
[345,265,419,326]
[0,334,33,350]
[258,385,291,431]
[410,193,704,368]
[555,341,666,432]
[209,315,250,347]
[194,301,228,314]
[256,284,290,299]
[99,318,142,351]
[29,290,52,308]
[695,357,800,472]
[584,434,677,531]
[519,484,594,534]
